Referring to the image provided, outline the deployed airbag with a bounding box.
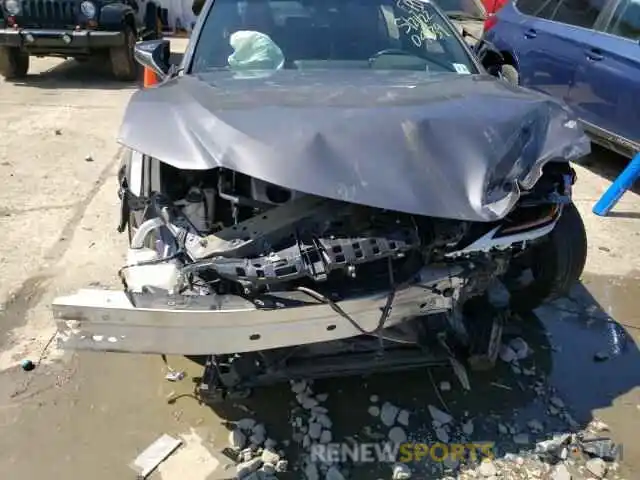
[227,30,285,71]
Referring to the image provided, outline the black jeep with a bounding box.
[0,0,162,81]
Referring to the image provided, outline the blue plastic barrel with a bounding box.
[593,152,640,216]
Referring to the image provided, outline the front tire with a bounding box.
[110,25,138,81]
[0,47,29,80]
[506,202,587,312]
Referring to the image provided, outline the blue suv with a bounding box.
[484,0,640,158]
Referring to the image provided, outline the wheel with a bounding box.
[500,64,519,85]
[505,202,587,312]
[0,47,29,80]
[110,24,138,81]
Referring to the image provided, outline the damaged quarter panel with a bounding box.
[118,70,590,222]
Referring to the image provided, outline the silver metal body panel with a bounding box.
[54,266,463,355]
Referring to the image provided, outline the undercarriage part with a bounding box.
[195,305,506,403]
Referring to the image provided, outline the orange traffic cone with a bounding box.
[143,67,159,87]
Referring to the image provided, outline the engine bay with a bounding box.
[119,160,572,308]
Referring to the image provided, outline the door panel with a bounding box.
[567,0,640,144]
[517,19,596,100]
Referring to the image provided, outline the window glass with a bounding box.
[516,0,561,19]
[517,0,603,26]
[607,0,640,39]
[434,0,486,18]
[551,0,603,27]
[190,0,479,76]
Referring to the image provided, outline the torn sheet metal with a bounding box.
[119,69,590,222]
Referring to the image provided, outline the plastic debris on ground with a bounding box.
[129,434,182,479]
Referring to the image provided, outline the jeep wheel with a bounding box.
[0,47,29,80]
[504,202,588,312]
[110,25,137,81]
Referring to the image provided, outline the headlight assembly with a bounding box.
[80,0,96,18]
[4,0,21,15]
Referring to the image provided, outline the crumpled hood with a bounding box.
[118,69,590,222]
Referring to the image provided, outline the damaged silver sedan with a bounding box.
[53,0,591,396]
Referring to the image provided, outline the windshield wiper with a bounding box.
[446,11,486,21]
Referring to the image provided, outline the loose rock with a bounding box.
[499,345,517,363]
[513,433,529,445]
[275,460,288,472]
[261,448,280,465]
[302,397,319,409]
[291,380,307,394]
[317,414,333,429]
[229,428,247,450]
[550,463,572,480]
[260,463,276,475]
[439,381,451,391]
[435,427,449,444]
[305,462,320,480]
[527,419,544,433]
[309,422,323,440]
[320,430,332,444]
[397,409,410,427]
[587,418,609,432]
[325,465,346,480]
[585,458,607,478]
[237,418,257,431]
[428,405,453,425]
[388,426,407,444]
[462,420,474,436]
[236,457,263,478]
[478,459,497,477]
[370,394,379,402]
[380,402,400,427]
[368,405,380,417]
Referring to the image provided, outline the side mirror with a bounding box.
[134,39,171,80]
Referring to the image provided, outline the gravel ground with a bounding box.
[1,41,639,480]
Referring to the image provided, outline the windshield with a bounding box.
[190,0,479,75]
